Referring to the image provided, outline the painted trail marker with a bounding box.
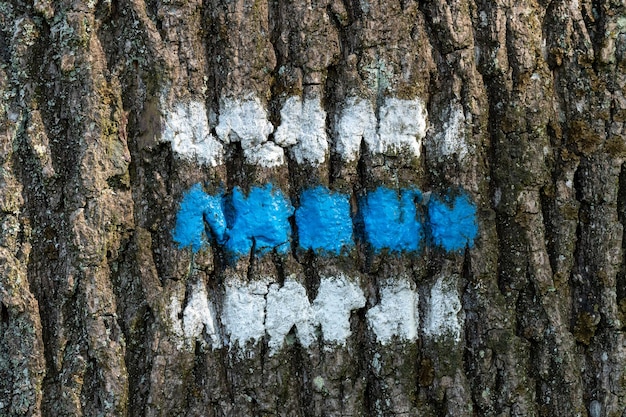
[172,183,226,252]
[428,194,479,251]
[360,187,423,253]
[295,186,354,254]
[177,275,463,352]
[173,183,478,257]
[224,184,293,255]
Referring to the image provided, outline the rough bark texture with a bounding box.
[1,0,626,416]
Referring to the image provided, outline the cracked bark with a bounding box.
[0,0,625,416]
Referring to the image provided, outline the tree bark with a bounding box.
[1,0,625,416]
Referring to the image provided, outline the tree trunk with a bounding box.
[1,0,625,415]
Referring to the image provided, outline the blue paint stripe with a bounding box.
[295,186,354,254]
[224,184,294,255]
[427,194,478,252]
[172,183,226,253]
[173,184,478,257]
[360,187,423,253]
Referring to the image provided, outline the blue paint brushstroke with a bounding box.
[295,186,354,254]
[173,183,480,258]
[173,183,227,252]
[428,193,478,251]
[224,184,294,255]
[360,187,423,253]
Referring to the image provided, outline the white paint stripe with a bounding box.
[161,101,224,166]
[333,97,377,162]
[266,278,315,353]
[312,275,366,345]
[221,276,365,352]
[183,280,221,349]
[333,96,429,161]
[429,103,468,160]
[374,97,428,157]
[423,275,463,342]
[173,274,460,352]
[221,278,269,347]
[367,279,419,344]
[274,96,329,166]
[162,95,428,167]
[215,97,284,167]
[226,140,286,168]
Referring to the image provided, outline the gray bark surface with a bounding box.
[0,0,625,415]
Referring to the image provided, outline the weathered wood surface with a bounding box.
[1,0,625,415]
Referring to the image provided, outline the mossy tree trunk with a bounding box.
[1,0,626,416]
